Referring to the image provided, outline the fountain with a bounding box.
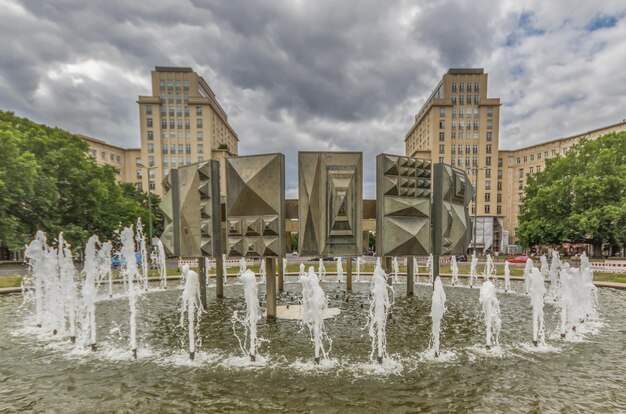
[318,258,326,280]
[24,231,48,328]
[483,254,495,282]
[336,257,344,283]
[299,267,331,364]
[154,239,167,289]
[430,276,446,357]
[120,225,142,359]
[426,253,434,284]
[355,256,364,282]
[81,235,102,351]
[233,269,261,362]
[469,253,478,288]
[238,257,247,276]
[503,261,511,293]
[299,262,305,278]
[180,265,203,360]
[135,218,149,291]
[260,258,267,281]
[523,258,534,295]
[529,267,546,347]
[368,262,392,363]
[548,251,561,299]
[222,254,228,283]
[100,241,113,297]
[540,254,549,279]
[58,233,78,344]
[479,280,501,350]
[413,257,419,284]
[392,257,399,284]
[450,255,459,286]
[283,257,288,278]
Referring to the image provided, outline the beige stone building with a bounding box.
[405,68,626,253]
[405,68,504,253]
[137,66,239,196]
[80,134,141,187]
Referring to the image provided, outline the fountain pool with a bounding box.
[1,279,625,412]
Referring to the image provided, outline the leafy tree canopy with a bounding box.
[0,110,160,251]
[518,131,626,250]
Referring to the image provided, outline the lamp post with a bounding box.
[137,162,158,246]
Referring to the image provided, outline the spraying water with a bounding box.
[24,231,48,327]
[283,257,288,277]
[299,263,305,278]
[135,218,149,291]
[120,226,142,359]
[222,254,228,283]
[355,256,364,282]
[503,261,511,293]
[413,256,419,284]
[233,269,261,361]
[58,233,78,344]
[548,251,561,299]
[529,267,546,347]
[100,241,113,297]
[318,258,326,280]
[426,254,434,284]
[392,257,399,284]
[155,239,167,289]
[180,265,203,360]
[450,255,459,286]
[260,258,267,281]
[469,253,478,287]
[81,235,102,351]
[540,255,549,280]
[523,258,533,295]
[483,254,495,282]
[430,277,446,357]
[336,257,344,283]
[479,280,501,350]
[238,257,247,276]
[300,267,331,364]
[368,262,392,364]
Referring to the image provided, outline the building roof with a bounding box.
[155,66,193,72]
[447,68,484,74]
[78,134,138,151]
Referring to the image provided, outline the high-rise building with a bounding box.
[137,66,239,196]
[405,68,626,253]
[405,68,503,253]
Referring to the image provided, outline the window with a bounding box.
[485,193,491,202]
[148,156,154,167]
[537,166,541,172]
[148,144,154,153]
[439,120,445,129]
[439,156,444,163]
[183,80,189,90]
[197,131,203,141]
[484,205,490,214]
[161,118,167,128]
[519,168,524,178]
[496,205,502,215]
[472,156,478,166]
[552,149,556,156]
[146,105,152,115]
[487,120,493,129]
[529,167,534,174]
[465,157,470,167]
[175,80,181,90]
[472,144,478,154]
[439,144,445,153]
[439,107,445,117]
[467,83,472,93]
[198,156,204,162]
[497,194,502,203]
[460,83,465,92]
[497,181,502,191]
[474,94,479,104]
[466,119,471,130]
[465,145,471,154]
[459,95,464,105]
[451,145,456,154]
[176,94,181,103]
[485,180,491,190]
[196,106,203,116]
[544,151,549,158]
[169,119,175,129]
[184,106,190,116]
[537,153,542,160]
[160,80,165,89]
[473,120,479,130]
[486,132,492,141]
[452,132,456,139]
[487,107,493,117]
[523,156,527,163]
[146,118,153,127]
[170,144,176,154]
[474,82,479,92]
[452,82,457,92]
[452,95,457,105]
[452,120,456,130]
[486,156,492,166]
[185,119,190,129]
[136,170,142,179]
[459,107,464,118]
[178,144,183,153]
[452,108,456,118]
[147,131,153,141]
[177,119,182,129]
[162,144,168,154]
[186,156,192,164]
[135,157,141,165]
[149,181,155,191]
[197,144,204,154]
[486,144,492,154]
[197,119,203,128]
[186,144,191,154]
[497,169,502,179]
[169,106,175,116]
[530,154,534,161]
[485,168,491,178]
[516,157,521,164]
[439,132,445,141]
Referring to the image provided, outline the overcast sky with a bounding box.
[2,0,625,197]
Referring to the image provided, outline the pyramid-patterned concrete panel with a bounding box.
[298,152,363,256]
[432,163,474,256]
[158,160,222,258]
[376,154,432,256]
[226,153,285,257]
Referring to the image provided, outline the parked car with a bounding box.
[111,253,143,269]
[508,255,530,263]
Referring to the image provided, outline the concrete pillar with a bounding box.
[215,254,224,298]
[346,256,353,291]
[406,256,414,296]
[266,258,277,319]
[198,257,208,309]
[278,257,284,293]
[384,256,393,286]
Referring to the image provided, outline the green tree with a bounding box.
[517,132,626,255]
[0,110,155,251]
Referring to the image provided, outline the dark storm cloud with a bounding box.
[1,0,626,197]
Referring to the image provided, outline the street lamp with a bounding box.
[136,162,158,246]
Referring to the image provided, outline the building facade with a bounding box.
[405,68,504,253]
[405,68,626,253]
[81,134,141,187]
[137,66,239,196]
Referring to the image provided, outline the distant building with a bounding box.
[404,68,626,253]
[80,134,141,188]
[137,66,239,196]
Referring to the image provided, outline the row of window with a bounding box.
[446,144,493,154]
[146,118,203,129]
[451,95,481,106]
[159,80,190,90]
[149,131,204,141]
[90,150,122,164]
[451,82,480,93]
[516,148,568,164]
[145,105,203,117]
[518,165,542,178]
[147,144,204,154]
[159,93,189,104]
[439,119,493,130]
